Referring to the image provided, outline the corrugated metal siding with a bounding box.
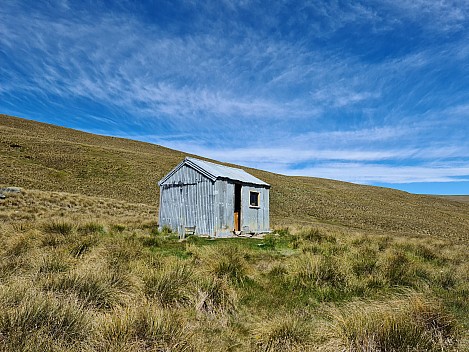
[159,164,215,236]
[159,160,270,237]
[241,186,270,233]
[214,180,235,237]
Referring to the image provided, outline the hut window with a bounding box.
[249,191,260,207]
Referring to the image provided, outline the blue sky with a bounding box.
[1,1,469,194]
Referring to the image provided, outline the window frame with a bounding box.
[249,190,260,208]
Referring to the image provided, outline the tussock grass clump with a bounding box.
[252,315,312,352]
[300,227,337,244]
[190,243,251,284]
[43,221,74,236]
[0,186,467,352]
[410,243,439,261]
[291,253,344,289]
[98,305,193,351]
[260,234,279,249]
[37,250,70,274]
[141,233,161,247]
[111,223,126,233]
[69,235,98,257]
[77,222,105,235]
[195,277,238,315]
[330,294,457,352]
[378,248,413,286]
[107,237,146,269]
[143,259,194,308]
[45,270,133,309]
[347,246,379,277]
[3,233,33,257]
[0,288,89,350]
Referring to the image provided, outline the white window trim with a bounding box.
[249,191,260,208]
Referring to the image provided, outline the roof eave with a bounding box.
[217,177,270,188]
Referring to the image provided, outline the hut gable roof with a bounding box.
[158,157,270,187]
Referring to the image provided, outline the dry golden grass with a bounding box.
[0,188,156,226]
[329,294,458,351]
[0,196,468,351]
[438,195,469,204]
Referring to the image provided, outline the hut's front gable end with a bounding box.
[159,164,215,236]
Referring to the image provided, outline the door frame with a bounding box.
[234,183,241,231]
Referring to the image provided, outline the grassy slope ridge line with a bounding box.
[2,114,469,240]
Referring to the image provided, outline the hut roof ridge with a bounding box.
[158,157,270,187]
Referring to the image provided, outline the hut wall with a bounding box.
[159,165,215,236]
[241,185,270,233]
[214,180,235,237]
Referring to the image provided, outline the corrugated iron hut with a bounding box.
[158,157,270,237]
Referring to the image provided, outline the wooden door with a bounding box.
[234,184,241,231]
[234,211,240,231]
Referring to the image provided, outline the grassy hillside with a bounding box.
[438,195,469,204]
[2,114,469,241]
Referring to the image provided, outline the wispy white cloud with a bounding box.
[1,1,469,191]
[379,0,469,33]
[311,86,380,107]
[286,162,469,184]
